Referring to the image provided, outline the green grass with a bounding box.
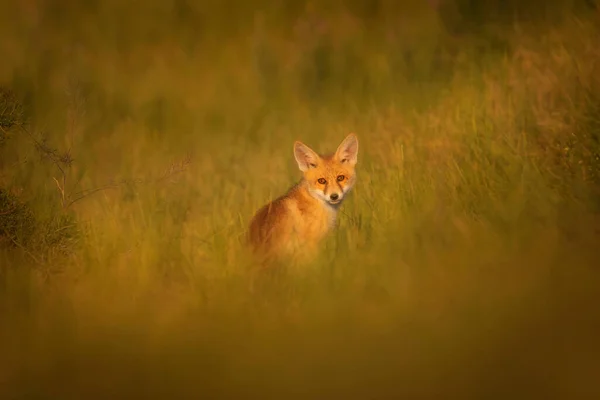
[1,1,600,398]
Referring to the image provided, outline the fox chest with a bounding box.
[290,204,337,244]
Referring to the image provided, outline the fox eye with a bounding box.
[337,175,345,181]
[317,178,327,184]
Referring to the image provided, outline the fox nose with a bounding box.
[330,193,339,201]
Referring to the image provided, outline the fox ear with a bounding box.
[335,133,359,166]
[294,141,320,171]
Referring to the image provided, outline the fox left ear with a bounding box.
[294,141,321,172]
[335,133,359,166]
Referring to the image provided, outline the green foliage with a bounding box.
[0,188,35,247]
[0,188,79,262]
[0,88,25,145]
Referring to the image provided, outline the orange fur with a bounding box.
[248,133,359,264]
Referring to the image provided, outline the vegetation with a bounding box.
[1,0,599,398]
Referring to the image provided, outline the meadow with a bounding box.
[1,0,600,398]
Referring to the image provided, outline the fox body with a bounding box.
[248,134,359,263]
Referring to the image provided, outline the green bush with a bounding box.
[0,188,79,261]
[0,188,36,248]
[0,87,25,146]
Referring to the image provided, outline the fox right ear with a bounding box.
[335,133,359,166]
[294,141,320,171]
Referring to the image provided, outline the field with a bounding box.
[1,0,600,398]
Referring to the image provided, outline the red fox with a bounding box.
[248,133,359,264]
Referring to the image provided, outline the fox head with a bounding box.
[293,133,359,206]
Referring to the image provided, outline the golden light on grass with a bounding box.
[1,1,600,398]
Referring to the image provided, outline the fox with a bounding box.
[248,133,359,264]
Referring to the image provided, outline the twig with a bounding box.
[65,183,124,208]
[16,123,192,210]
[52,176,66,207]
[156,154,192,183]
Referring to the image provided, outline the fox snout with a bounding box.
[325,187,343,204]
[308,185,344,205]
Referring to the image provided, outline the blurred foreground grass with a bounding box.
[1,0,600,398]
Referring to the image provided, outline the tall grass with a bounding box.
[1,0,600,398]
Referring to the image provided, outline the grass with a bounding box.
[1,0,600,398]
